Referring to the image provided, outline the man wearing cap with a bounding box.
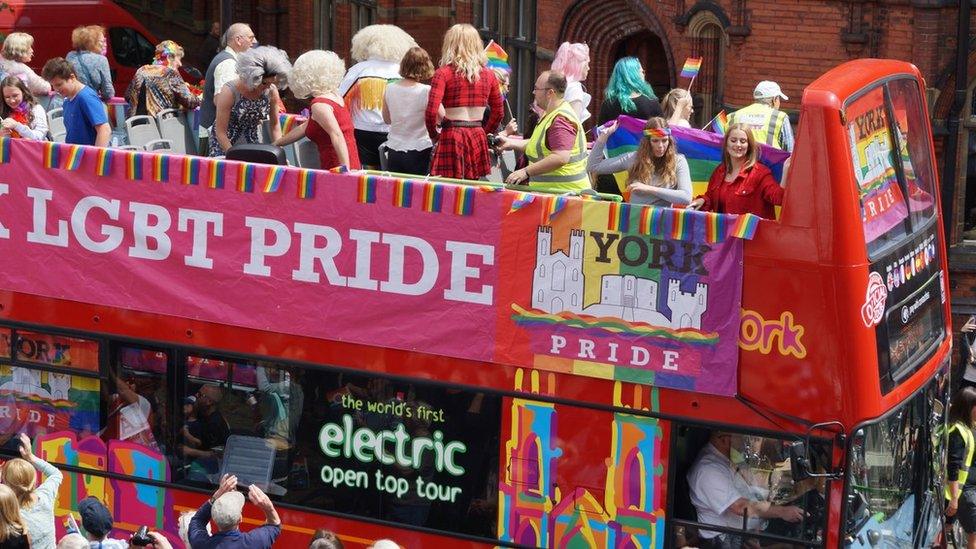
[189,474,281,549]
[78,496,129,548]
[728,81,794,152]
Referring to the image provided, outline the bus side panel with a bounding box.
[497,390,669,548]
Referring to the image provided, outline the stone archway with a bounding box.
[559,0,676,125]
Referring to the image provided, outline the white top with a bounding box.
[339,58,402,133]
[383,81,433,152]
[212,47,240,98]
[687,443,768,539]
[586,141,692,206]
[4,104,49,140]
[564,81,591,123]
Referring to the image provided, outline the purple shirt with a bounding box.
[188,501,281,549]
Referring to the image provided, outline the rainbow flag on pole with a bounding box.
[680,57,703,79]
[485,40,511,73]
[711,110,729,135]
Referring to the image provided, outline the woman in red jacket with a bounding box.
[689,124,784,218]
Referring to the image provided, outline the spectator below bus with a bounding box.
[209,46,290,157]
[200,23,256,134]
[275,50,360,170]
[56,534,88,549]
[126,40,201,118]
[0,485,28,549]
[78,497,128,549]
[66,26,114,101]
[3,433,63,549]
[0,76,49,140]
[687,430,804,546]
[588,117,691,207]
[181,384,230,480]
[500,71,589,192]
[425,23,503,180]
[550,42,591,123]
[339,25,417,168]
[41,58,110,147]
[309,529,344,549]
[382,46,436,175]
[188,474,281,549]
[946,386,976,546]
[728,80,793,152]
[688,124,784,218]
[662,88,693,128]
[367,540,400,549]
[596,57,662,195]
[0,33,52,100]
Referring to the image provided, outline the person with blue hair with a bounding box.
[595,57,662,194]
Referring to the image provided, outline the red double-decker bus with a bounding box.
[0,57,950,548]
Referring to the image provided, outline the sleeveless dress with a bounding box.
[306,96,361,170]
[208,82,270,157]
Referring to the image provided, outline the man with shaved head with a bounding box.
[182,383,230,480]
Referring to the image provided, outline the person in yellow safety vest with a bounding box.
[499,70,590,192]
[728,80,794,152]
[947,386,976,547]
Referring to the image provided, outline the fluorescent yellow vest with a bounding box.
[524,100,590,192]
[947,421,976,499]
[728,103,789,150]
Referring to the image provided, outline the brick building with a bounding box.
[119,0,976,325]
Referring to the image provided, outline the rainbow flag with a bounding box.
[278,113,306,134]
[711,110,728,136]
[297,170,315,199]
[152,154,169,182]
[510,192,535,212]
[393,179,413,208]
[730,213,761,239]
[209,160,226,189]
[95,148,112,176]
[358,175,377,204]
[422,182,444,213]
[262,165,285,193]
[454,186,475,216]
[183,156,200,185]
[43,142,59,169]
[670,207,690,240]
[704,212,726,243]
[485,40,510,73]
[126,151,143,180]
[64,145,84,171]
[542,195,568,225]
[607,202,631,232]
[237,163,254,192]
[680,57,703,79]
[0,137,9,163]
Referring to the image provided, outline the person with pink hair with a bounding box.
[550,42,591,123]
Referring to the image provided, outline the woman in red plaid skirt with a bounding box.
[425,24,504,180]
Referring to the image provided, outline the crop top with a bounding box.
[425,65,503,139]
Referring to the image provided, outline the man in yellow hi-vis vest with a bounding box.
[728,81,794,152]
[499,70,590,192]
[947,387,976,547]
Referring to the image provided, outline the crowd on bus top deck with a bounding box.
[0,20,795,219]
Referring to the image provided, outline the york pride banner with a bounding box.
[0,139,759,395]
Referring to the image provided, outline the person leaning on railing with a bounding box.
[125,40,201,118]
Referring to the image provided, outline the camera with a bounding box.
[486,133,501,148]
[130,526,153,547]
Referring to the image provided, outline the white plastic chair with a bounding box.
[47,108,66,143]
[144,139,174,152]
[124,115,162,149]
[155,109,190,154]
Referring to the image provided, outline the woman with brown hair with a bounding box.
[689,123,784,218]
[0,485,28,549]
[3,434,62,549]
[66,25,114,100]
[383,46,436,175]
[425,24,503,180]
[587,117,691,207]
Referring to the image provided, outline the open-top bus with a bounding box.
[0,58,950,548]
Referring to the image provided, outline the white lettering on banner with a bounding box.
[548,333,693,373]
[27,187,67,246]
[177,209,223,269]
[14,187,496,306]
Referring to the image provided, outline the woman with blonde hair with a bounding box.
[0,484,29,549]
[276,50,360,170]
[425,24,503,180]
[662,88,693,128]
[588,117,691,206]
[3,433,62,549]
[550,42,591,123]
[126,40,201,117]
[0,33,51,99]
[66,25,114,100]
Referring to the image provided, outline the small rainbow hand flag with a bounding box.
[0,137,10,163]
[711,110,728,136]
[680,57,703,79]
[485,40,511,73]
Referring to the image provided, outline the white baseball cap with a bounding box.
[754,80,788,101]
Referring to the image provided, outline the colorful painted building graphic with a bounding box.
[498,370,666,548]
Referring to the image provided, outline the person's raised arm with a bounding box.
[248,484,281,526]
[19,434,62,500]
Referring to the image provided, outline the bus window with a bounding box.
[15,330,99,373]
[104,346,169,458]
[888,79,937,230]
[673,425,828,547]
[0,329,9,359]
[108,27,154,68]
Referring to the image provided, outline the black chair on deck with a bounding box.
[226,143,288,166]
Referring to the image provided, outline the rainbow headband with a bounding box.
[643,127,672,138]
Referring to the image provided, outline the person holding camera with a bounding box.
[189,474,281,549]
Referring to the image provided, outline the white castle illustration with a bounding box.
[531,226,708,329]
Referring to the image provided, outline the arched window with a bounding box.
[539,264,546,277]
[686,14,727,126]
[552,262,566,291]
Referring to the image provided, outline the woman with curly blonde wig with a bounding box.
[276,50,360,170]
[425,24,503,179]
